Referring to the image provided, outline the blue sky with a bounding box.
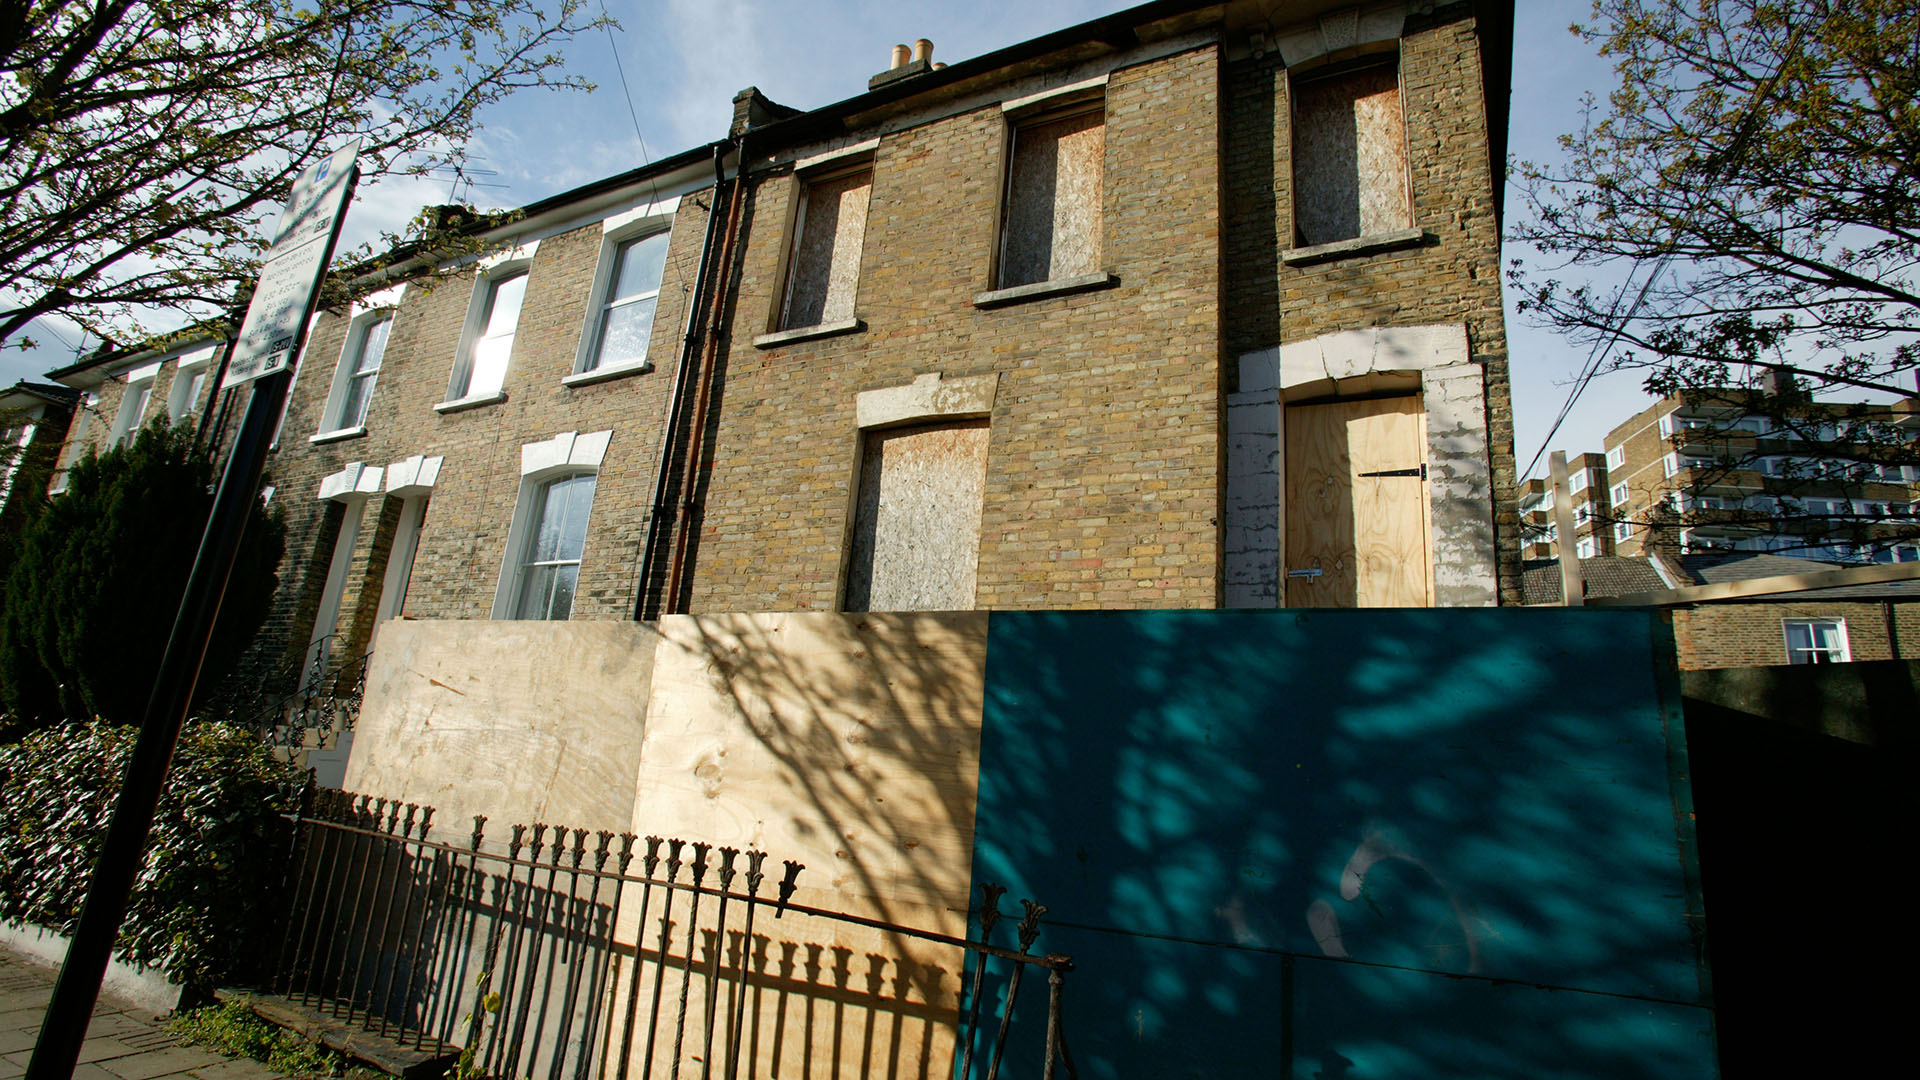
[3,0,1640,479]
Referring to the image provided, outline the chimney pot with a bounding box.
[891,43,911,69]
[913,38,934,64]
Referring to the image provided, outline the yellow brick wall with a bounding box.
[689,46,1224,611]
[1223,16,1519,602]
[1674,600,1920,669]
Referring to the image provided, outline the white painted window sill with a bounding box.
[309,426,367,445]
[973,272,1118,309]
[434,391,508,415]
[1281,228,1428,266]
[753,319,866,349]
[563,362,653,388]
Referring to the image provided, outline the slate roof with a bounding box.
[1674,552,1920,602]
[1521,556,1669,605]
[1,381,79,406]
[1523,551,1920,604]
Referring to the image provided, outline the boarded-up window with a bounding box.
[1292,62,1410,246]
[844,420,990,612]
[782,165,871,329]
[998,104,1104,288]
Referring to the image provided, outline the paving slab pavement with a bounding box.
[0,944,289,1080]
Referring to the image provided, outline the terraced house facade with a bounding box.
[43,0,1520,690]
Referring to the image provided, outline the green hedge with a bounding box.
[0,719,303,988]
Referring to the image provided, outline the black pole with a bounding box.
[27,365,293,1078]
[192,328,242,450]
[27,152,356,1076]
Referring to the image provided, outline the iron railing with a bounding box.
[198,634,371,749]
[269,786,1078,1080]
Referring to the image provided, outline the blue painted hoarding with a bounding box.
[967,609,1715,1078]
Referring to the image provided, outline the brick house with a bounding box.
[43,0,1521,694]
[0,381,79,571]
[38,336,225,493]
[1523,551,1920,669]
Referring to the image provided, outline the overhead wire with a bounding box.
[596,2,704,305]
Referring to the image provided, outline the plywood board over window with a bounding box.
[1285,395,1430,607]
[1292,61,1410,246]
[999,105,1104,288]
[782,165,871,329]
[845,420,990,612]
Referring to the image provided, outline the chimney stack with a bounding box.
[871,37,937,90]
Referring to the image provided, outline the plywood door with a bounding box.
[1284,396,1430,607]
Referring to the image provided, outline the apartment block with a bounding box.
[1516,451,1613,559]
[1602,389,1920,564]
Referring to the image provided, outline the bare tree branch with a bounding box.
[0,0,610,346]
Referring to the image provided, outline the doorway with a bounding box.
[1284,395,1431,607]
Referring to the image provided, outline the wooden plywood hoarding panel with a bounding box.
[609,611,989,1080]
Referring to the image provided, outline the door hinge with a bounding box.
[1359,464,1427,479]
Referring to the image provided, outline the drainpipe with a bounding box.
[662,134,751,614]
[634,143,734,620]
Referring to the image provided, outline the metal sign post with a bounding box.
[27,143,359,1080]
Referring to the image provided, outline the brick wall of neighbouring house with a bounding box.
[1222,12,1519,604]
[1674,600,1920,669]
[237,192,714,688]
[686,45,1223,612]
[46,338,228,490]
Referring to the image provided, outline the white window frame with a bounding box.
[307,461,384,685]
[1658,413,1675,437]
[107,361,162,447]
[166,346,216,421]
[307,496,368,681]
[443,254,534,409]
[317,308,395,437]
[1569,469,1588,494]
[47,392,96,495]
[376,494,428,623]
[493,430,612,619]
[1783,618,1850,665]
[375,453,442,629]
[1606,445,1626,470]
[1664,452,1680,478]
[1615,521,1633,542]
[569,214,674,384]
[1576,536,1596,558]
[1610,481,1630,505]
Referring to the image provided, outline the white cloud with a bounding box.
[660,0,773,149]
